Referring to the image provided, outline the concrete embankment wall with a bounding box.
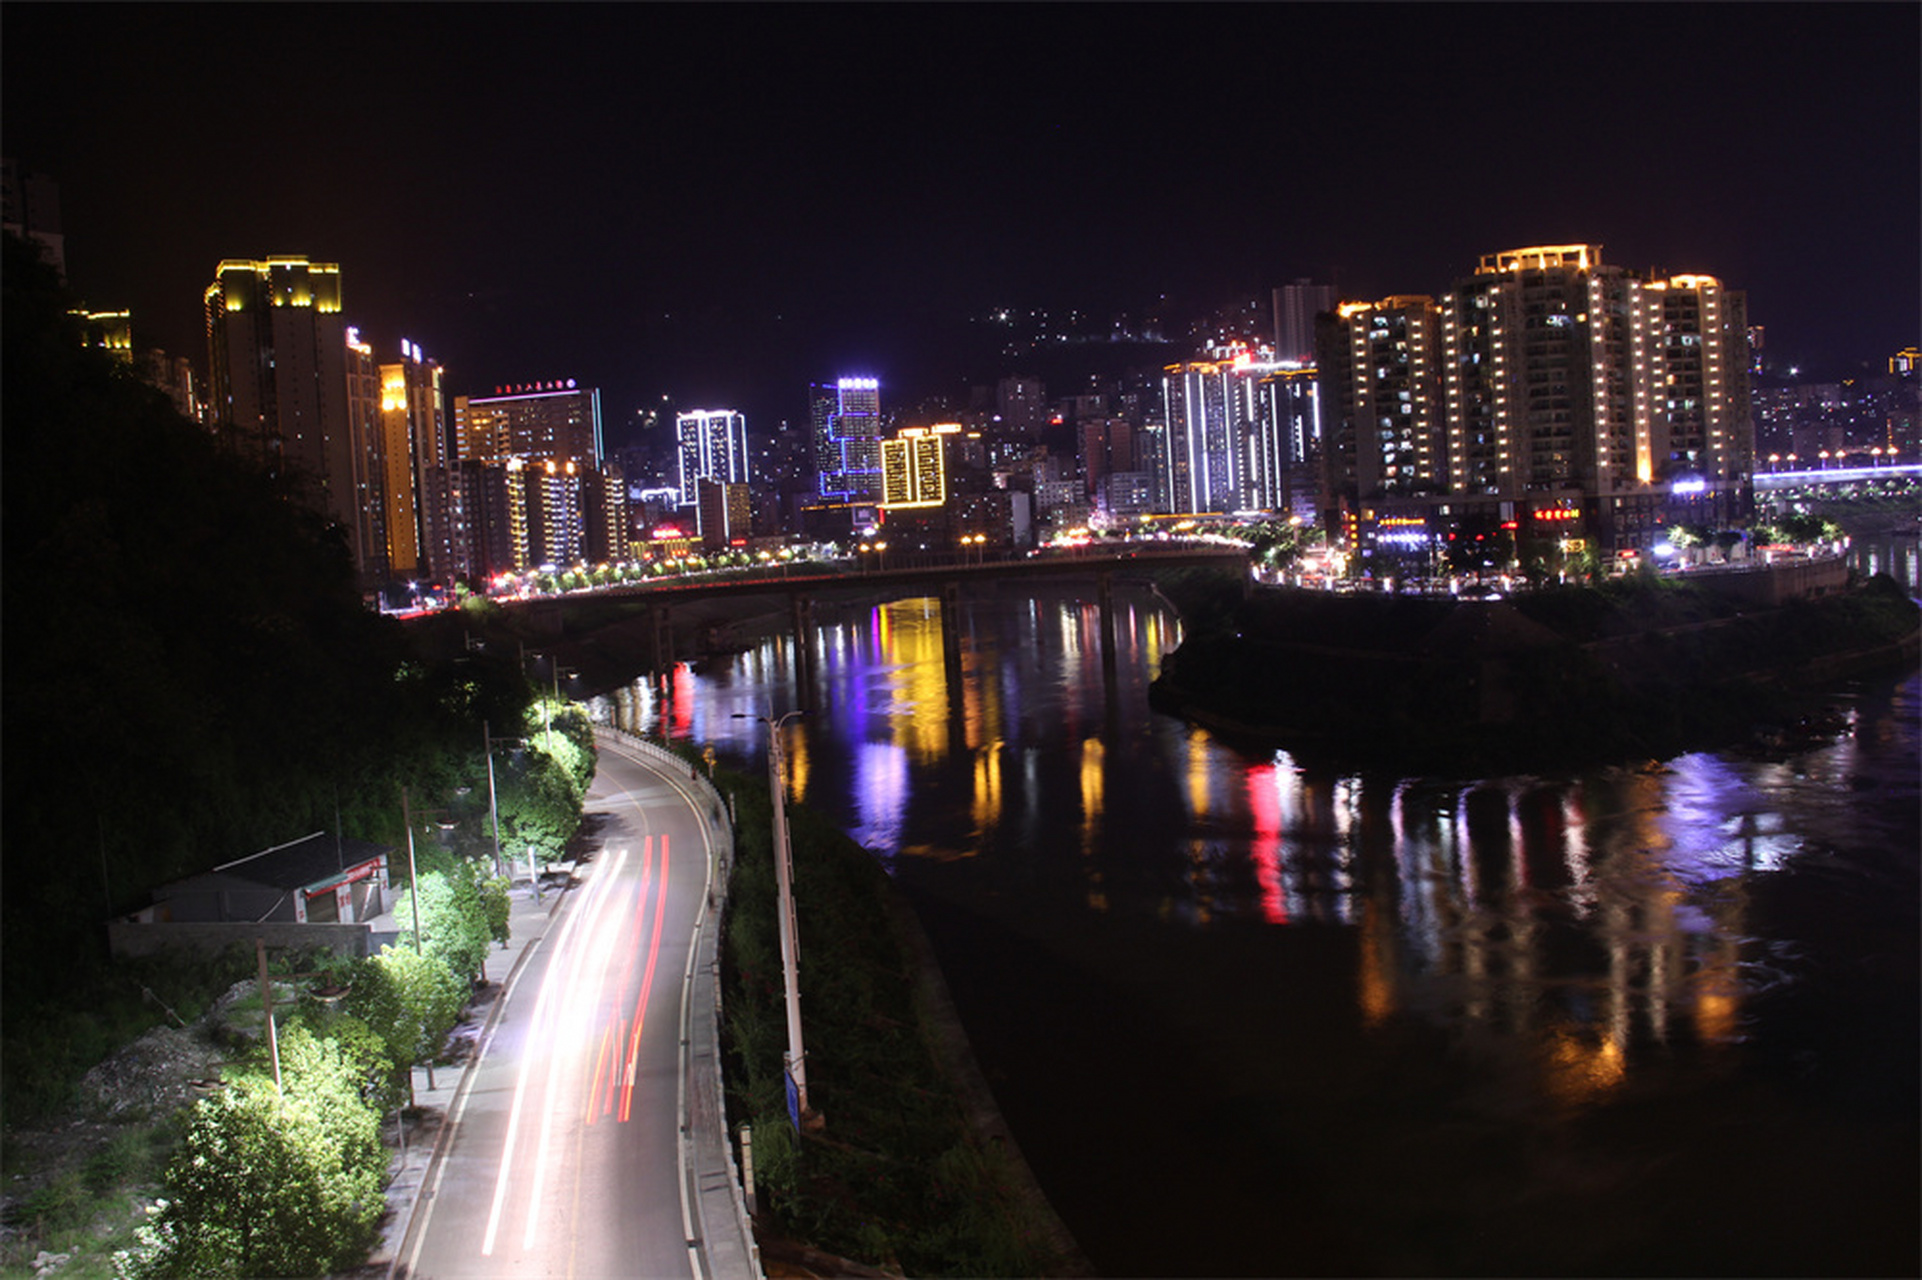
[1682,556,1850,606]
[107,919,383,960]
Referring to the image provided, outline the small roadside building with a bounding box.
[110,833,394,959]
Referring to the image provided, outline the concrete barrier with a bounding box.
[594,726,761,1279]
[106,919,377,960]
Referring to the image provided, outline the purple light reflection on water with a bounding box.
[589,591,1919,1277]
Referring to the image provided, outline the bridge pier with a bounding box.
[651,604,673,675]
[940,580,965,706]
[789,592,817,710]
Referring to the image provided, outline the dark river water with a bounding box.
[588,568,1919,1278]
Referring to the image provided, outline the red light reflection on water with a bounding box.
[1245,763,1289,924]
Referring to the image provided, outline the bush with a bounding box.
[125,1024,384,1278]
[392,845,502,984]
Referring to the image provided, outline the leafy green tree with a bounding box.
[127,1024,384,1278]
[1759,512,1843,546]
[478,872,512,945]
[393,846,495,984]
[344,945,466,1110]
[496,749,584,862]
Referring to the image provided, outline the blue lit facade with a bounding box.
[811,376,883,503]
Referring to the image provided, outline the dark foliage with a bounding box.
[1,233,531,1110]
[1152,574,1920,775]
[716,771,1062,1275]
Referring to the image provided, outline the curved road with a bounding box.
[400,736,741,1279]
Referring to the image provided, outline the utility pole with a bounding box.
[255,937,282,1094]
[485,723,503,881]
[401,785,435,1092]
[740,709,817,1130]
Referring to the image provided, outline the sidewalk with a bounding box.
[359,868,573,1278]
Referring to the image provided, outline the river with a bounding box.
[587,560,1918,1277]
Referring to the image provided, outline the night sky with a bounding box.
[5,3,1916,450]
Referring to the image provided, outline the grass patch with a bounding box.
[715,769,1071,1276]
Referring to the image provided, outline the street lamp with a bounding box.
[734,709,818,1131]
[483,724,528,881]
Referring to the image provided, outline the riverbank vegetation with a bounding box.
[1,234,600,1274]
[1151,572,1920,775]
[709,765,1078,1276]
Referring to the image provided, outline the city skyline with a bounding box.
[4,4,1916,446]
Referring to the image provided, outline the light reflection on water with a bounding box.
[591,585,1919,1274]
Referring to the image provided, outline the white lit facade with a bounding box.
[1162,351,1295,514]
[675,409,750,508]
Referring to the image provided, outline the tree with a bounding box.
[392,846,496,985]
[344,945,467,1109]
[496,749,584,862]
[127,1025,384,1278]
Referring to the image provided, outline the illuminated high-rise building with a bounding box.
[454,379,603,467]
[1635,274,1752,483]
[343,328,389,584]
[1162,350,1290,514]
[204,256,361,553]
[675,409,750,509]
[1255,365,1323,518]
[1435,245,1639,498]
[1317,297,1444,508]
[811,376,883,502]
[379,340,448,578]
[1314,243,1753,557]
[880,424,961,508]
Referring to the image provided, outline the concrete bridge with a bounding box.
[448,542,1251,696]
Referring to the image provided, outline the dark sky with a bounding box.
[6,3,1917,450]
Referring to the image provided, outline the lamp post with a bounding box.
[541,662,577,737]
[735,709,817,1130]
[400,785,435,1092]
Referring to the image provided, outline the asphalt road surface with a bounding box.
[402,739,721,1279]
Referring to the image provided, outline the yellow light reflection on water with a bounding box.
[1186,727,1213,820]
[1357,897,1398,1024]
[785,720,810,805]
[971,740,1004,838]
[877,600,951,766]
[1542,1027,1627,1106]
[1079,737,1105,857]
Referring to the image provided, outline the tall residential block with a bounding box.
[811,377,883,503]
[880,424,961,509]
[344,328,389,583]
[380,340,448,579]
[1317,297,1444,509]
[1315,243,1754,556]
[204,256,363,560]
[1162,350,1294,515]
[675,409,751,509]
[454,379,604,467]
[1636,275,1752,483]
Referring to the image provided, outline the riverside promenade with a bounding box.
[365,729,760,1279]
